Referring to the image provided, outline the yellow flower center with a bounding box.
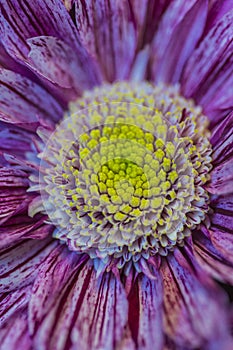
[39,82,212,267]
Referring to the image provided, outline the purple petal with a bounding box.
[0,0,101,93]
[29,254,128,350]
[0,69,63,130]
[151,0,208,83]
[0,236,57,293]
[193,230,233,284]
[75,0,137,81]
[0,309,32,350]
[161,248,230,348]
[0,285,31,327]
[27,36,97,93]
[127,274,164,350]
[181,10,233,123]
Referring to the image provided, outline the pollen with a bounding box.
[40,82,212,268]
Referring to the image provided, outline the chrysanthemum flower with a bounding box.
[0,1,233,349]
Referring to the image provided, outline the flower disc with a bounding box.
[39,82,212,266]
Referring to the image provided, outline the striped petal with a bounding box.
[181,10,233,124]
[151,0,207,83]
[75,0,137,81]
[29,251,128,350]
[128,274,164,350]
[0,236,56,293]
[0,69,63,130]
[161,248,230,348]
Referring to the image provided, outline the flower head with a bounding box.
[0,1,233,350]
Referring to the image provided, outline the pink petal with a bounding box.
[161,248,230,348]
[29,253,128,350]
[0,69,63,130]
[181,10,233,123]
[0,309,32,350]
[151,0,208,83]
[128,274,164,350]
[0,236,57,293]
[75,0,137,81]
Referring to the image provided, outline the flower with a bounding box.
[0,1,233,350]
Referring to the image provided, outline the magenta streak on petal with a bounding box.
[127,276,140,346]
